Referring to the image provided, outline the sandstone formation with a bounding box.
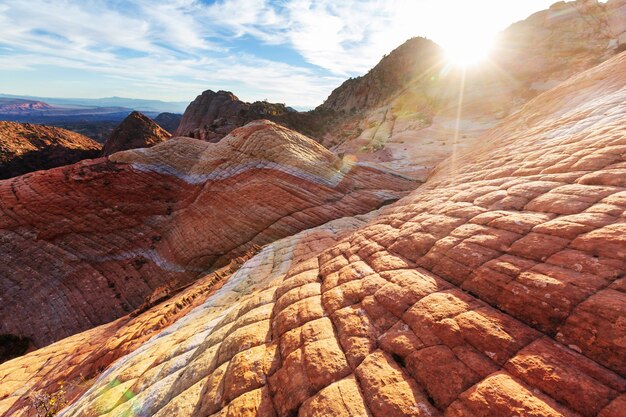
[493,0,625,88]
[173,90,328,143]
[0,121,101,179]
[101,111,170,156]
[0,214,370,416]
[314,0,626,179]
[153,112,182,134]
[1,33,624,417]
[174,91,288,141]
[0,119,415,348]
[319,37,443,114]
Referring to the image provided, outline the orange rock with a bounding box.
[0,120,414,348]
[0,121,101,179]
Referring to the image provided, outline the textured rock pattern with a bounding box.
[0,121,101,179]
[319,1,626,179]
[0,215,367,416]
[1,39,625,417]
[101,111,170,156]
[0,120,414,348]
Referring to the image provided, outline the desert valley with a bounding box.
[0,1,625,417]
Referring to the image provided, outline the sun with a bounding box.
[440,32,495,67]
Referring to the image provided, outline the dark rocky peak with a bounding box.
[101,110,170,156]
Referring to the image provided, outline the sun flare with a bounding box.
[440,32,495,67]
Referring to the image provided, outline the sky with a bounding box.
[0,0,560,109]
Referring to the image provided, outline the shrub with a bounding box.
[31,385,68,417]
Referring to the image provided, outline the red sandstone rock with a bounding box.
[0,45,621,417]
[0,121,101,179]
[101,111,170,156]
[0,120,414,349]
[174,90,310,142]
[1,5,626,417]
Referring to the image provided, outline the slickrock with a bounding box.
[0,119,415,348]
[318,0,626,179]
[169,2,626,181]
[0,214,370,417]
[101,111,170,156]
[0,121,101,179]
[2,48,623,417]
[153,112,182,134]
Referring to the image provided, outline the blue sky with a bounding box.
[0,0,558,109]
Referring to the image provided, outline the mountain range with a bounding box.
[0,94,188,113]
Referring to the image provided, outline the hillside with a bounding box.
[312,0,626,178]
[101,111,171,156]
[0,121,101,179]
[0,120,414,349]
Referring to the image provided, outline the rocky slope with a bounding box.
[315,0,626,178]
[153,112,182,134]
[174,90,330,143]
[0,120,415,348]
[318,37,443,114]
[0,121,101,179]
[1,38,624,417]
[0,214,370,416]
[174,91,288,141]
[101,111,170,156]
[170,2,626,182]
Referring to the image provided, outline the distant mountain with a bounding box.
[153,112,182,134]
[0,96,174,142]
[0,98,52,113]
[102,111,170,156]
[0,93,188,113]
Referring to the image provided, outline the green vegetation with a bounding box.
[31,385,68,417]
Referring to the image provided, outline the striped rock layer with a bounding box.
[1,41,626,417]
[0,120,415,348]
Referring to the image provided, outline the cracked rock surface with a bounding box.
[0,120,414,348]
[1,35,625,417]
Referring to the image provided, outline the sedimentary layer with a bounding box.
[0,120,414,348]
[1,35,624,417]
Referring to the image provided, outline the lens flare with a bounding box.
[440,32,495,67]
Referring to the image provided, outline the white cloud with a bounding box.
[0,0,557,107]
